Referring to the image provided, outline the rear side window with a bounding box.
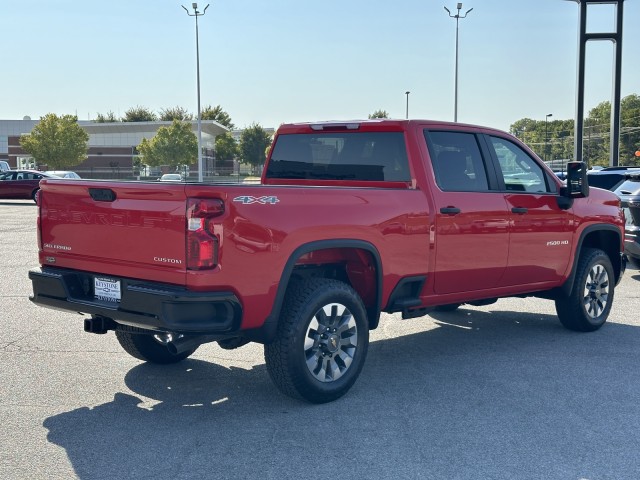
[266,132,410,182]
[424,130,489,192]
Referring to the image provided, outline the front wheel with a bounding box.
[555,248,615,332]
[264,278,369,403]
[115,331,198,364]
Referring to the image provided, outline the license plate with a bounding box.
[94,277,121,303]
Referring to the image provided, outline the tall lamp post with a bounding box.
[444,3,473,123]
[545,113,553,162]
[405,91,410,119]
[182,3,209,182]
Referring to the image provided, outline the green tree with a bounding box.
[620,94,640,164]
[123,105,157,122]
[20,113,89,169]
[239,123,271,172]
[137,120,197,170]
[368,110,389,119]
[581,96,640,167]
[201,105,234,129]
[510,117,543,151]
[94,111,118,123]
[215,132,238,162]
[511,93,640,167]
[159,106,193,121]
[584,100,611,167]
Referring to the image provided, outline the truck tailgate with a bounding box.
[38,180,188,285]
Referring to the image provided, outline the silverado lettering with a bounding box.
[29,119,625,404]
[47,208,169,228]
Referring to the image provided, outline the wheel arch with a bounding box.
[561,224,623,296]
[262,240,383,341]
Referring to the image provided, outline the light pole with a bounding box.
[444,3,473,123]
[545,113,553,162]
[182,3,209,182]
[405,91,410,119]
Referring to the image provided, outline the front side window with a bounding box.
[424,130,489,192]
[266,132,410,182]
[489,136,551,193]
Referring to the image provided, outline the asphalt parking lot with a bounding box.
[2,199,640,480]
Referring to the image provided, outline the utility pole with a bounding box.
[182,3,210,182]
[405,91,410,119]
[444,3,473,123]
[545,113,553,162]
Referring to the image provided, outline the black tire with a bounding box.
[115,331,197,364]
[555,248,615,332]
[264,278,369,403]
[31,188,39,203]
[435,303,461,312]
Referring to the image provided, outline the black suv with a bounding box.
[613,174,640,268]
[587,166,640,190]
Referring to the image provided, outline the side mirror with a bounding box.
[564,161,589,198]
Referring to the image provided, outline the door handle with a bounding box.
[440,207,461,215]
[511,207,528,214]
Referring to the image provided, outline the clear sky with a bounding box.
[1,0,638,132]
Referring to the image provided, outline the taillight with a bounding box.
[186,198,224,270]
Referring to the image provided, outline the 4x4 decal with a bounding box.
[233,195,280,205]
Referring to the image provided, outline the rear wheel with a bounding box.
[115,331,197,364]
[555,248,614,332]
[264,278,369,403]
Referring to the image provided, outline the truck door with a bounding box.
[484,135,573,285]
[424,130,510,294]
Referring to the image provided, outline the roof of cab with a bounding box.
[276,119,510,136]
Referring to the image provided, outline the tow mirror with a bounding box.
[564,161,589,198]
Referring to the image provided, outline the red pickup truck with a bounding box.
[29,119,625,403]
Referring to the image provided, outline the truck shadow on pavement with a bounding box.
[43,307,640,480]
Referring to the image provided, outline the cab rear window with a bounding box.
[266,132,410,182]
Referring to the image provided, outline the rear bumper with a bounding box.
[29,267,242,335]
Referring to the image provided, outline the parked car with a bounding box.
[613,174,640,268]
[29,119,625,403]
[587,166,640,190]
[0,161,10,172]
[0,170,55,202]
[45,170,81,179]
[159,173,183,182]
